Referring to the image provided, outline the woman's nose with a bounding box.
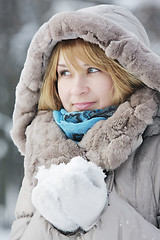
[70,74,89,96]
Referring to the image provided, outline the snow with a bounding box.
[32,156,108,232]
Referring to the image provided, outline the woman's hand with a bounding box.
[31,156,107,232]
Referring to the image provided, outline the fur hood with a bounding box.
[11,4,160,156]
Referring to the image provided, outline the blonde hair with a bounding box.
[38,38,143,111]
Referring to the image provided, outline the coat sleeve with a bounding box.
[9,175,62,240]
[10,211,54,240]
[9,175,34,240]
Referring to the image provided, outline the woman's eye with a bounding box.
[88,67,100,73]
[59,70,71,76]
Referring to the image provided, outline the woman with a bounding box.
[10,4,160,240]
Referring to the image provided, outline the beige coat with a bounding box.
[10,4,160,240]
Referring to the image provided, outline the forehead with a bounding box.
[57,49,91,71]
[58,44,104,73]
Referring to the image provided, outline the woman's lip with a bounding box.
[73,102,95,111]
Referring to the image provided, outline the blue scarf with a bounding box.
[53,106,117,142]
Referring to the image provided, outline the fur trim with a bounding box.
[24,88,159,184]
[79,88,159,170]
[25,111,84,185]
[10,5,160,155]
[106,37,160,91]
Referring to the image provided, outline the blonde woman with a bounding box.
[10,5,160,240]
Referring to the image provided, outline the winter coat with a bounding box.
[10,4,160,240]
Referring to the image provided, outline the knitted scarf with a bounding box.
[53,106,117,142]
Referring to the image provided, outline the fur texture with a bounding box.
[24,88,159,181]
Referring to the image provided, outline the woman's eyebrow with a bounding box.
[57,63,90,68]
[57,64,68,67]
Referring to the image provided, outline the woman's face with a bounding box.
[57,52,114,112]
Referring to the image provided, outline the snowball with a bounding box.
[32,156,108,232]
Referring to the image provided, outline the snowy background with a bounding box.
[0,0,160,239]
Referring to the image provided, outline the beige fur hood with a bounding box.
[11,4,160,159]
